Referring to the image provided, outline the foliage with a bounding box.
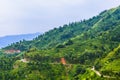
[1,6,120,80]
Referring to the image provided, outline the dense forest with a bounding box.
[0,6,120,80]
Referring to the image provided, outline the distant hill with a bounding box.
[0,33,41,48]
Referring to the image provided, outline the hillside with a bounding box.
[0,32,40,49]
[4,6,120,51]
[0,6,120,80]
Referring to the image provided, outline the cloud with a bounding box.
[0,0,120,36]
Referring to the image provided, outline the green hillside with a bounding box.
[4,10,102,51]
[4,6,120,51]
[1,6,120,80]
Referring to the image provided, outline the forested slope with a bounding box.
[1,6,120,80]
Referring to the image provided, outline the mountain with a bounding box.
[4,13,101,51]
[0,32,41,48]
[4,6,120,51]
[1,6,120,80]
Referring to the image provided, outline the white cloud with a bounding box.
[0,0,120,36]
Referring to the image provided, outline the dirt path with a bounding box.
[91,66,101,76]
[20,58,29,63]
[91,66,115,78]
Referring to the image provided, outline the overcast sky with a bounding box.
[0,0,120,36]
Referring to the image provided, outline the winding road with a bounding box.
[91,66,115,78]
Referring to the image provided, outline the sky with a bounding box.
[0,0,120,37]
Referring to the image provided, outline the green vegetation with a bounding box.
[0,6,120,80]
